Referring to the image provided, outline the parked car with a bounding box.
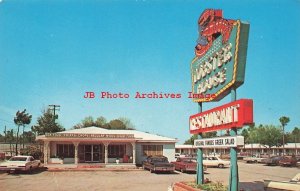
[296,156,300,167]
[261,156,285,166]
[278,156,298,167]
[243,155,265,163]
[142,155,175,173]
[0,155,41,173]
[203,156,230,168]
[171,157,207,173]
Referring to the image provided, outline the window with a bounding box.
[56,144,75,158]
[108,144,126,158]
[142,145,163,156]
[10,157,27,161]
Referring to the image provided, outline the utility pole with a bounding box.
[48,105,60,122]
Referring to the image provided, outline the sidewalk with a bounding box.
[45,163,140,171]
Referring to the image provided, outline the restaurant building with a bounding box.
[36,127,176,165]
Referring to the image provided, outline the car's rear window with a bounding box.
[182,158,193,163]
[152,158,168,163]
[9,157,27,161]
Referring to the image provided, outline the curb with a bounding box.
[47,167,143,172]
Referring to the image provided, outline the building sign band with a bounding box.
[194,136,244,148]
[189,99,253,134]
[45,133,135,139]
[191,9,250,102]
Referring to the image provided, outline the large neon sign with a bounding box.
[191,9,250,102]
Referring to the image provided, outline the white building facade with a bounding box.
[36,127,176,165]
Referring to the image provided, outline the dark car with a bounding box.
[279,156,297,167]
[171,157,207,173]
[262,156,285,166]
[142,155,175,173]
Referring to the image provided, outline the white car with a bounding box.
[243,156,265,163]
[203,156,230,168]
[0,156,41,173]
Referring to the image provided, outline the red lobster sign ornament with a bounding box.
[195,9,235,57]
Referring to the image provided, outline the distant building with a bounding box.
[176,143,300,156]
[36,126,176,165]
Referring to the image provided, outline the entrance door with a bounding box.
[92,145,100,162]
[85,145,92,162]
[79,144,104,163]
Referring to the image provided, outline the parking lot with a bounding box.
[0,162,299,191]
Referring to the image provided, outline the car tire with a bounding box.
[218,164,224,168]
[28,167,32,174]
[180,168,185,173]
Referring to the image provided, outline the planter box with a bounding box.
[108,158,123,163]
[63,158,75,164]
[49,158,63,164]
[173,182,202,191]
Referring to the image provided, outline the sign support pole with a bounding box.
[196,102,204,185]
[229,88,239,191]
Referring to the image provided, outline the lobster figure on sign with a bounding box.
[195,9,235,57]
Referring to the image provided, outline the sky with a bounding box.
[0,0,299,144]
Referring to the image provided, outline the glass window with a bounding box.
[108,144,126,158]
[56,144,75,158]
[57,145,64,157]
[142,145,163,156]
[69,145,74,156]
[10,157,27,161]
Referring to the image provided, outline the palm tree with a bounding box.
[279,116,290,155]
[14,109,32,155]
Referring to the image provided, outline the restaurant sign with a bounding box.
[189,99,253,134]
[194,136,244,148]
[191,9,250,102]
[45,133,135,139]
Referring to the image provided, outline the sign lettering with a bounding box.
[191,9,250,102]
[194,136,244,148]
[45,133,134,139]
[190,99,253,134]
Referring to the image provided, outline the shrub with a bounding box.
[186,181,227,191]
[20,144,43,160]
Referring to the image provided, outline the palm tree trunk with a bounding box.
[22,125,25,148]
[15,125,20,155]
[10,141,12,156]
[282,125,285,155]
